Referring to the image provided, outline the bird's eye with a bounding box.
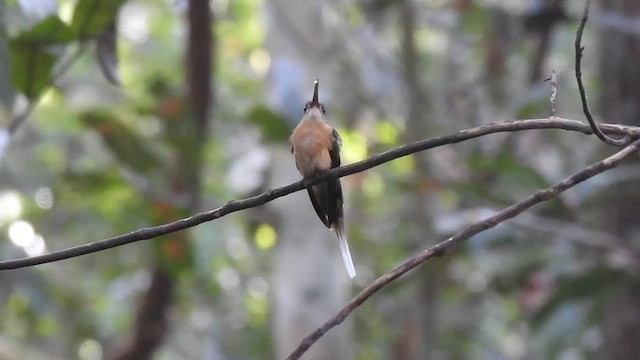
[321,105,326,114]
[303,105,307,113]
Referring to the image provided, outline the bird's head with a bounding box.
[303,79,326,118]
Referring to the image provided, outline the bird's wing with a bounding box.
[307,184,330,228]
[326,128,344,227]
[329,128,342,168]
[327,128,355,278]
[305,128,344,229]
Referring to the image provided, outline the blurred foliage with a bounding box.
[79,109,163,173]
[70,0,127,38]
[9,44,56,100]
[7,0,125,101]
[246,105,290,143]
[1,0,638,359]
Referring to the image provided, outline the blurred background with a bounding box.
[1,0,640,359]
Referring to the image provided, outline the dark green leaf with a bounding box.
[9,42,56,99]
[13,16,75,44]
[71,0,127,38]
[0,20,14,110]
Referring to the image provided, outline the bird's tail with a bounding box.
[334,223,356,279]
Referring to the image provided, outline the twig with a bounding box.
[286,138,640,360]
[575,0,630,146]
[0,118,639,270]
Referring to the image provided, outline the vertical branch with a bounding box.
[398,1,438,358]
[184,0,213,211]
[108,2,214,359]
[575,0,628,146]
[107,268,173,360]
[598,0,640,358]
[188,0,212,138]
[185,0,213,210]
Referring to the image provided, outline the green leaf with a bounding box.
[71,0,127,38]
[0,20,14,111]
[13,16,75,44]
[9,42,56,99]
[8,16,76,99]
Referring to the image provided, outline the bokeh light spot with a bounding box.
[0,191,23,221]
[341,129,368,164]
[58,1,74,23]
[24,235,47,256]
[7,221,47,256]
[217,267,240,291]
[8,220,34,247]
[362,173,384,199]
[0,129,9,160]
[254,224,277,250]
[245,292,268,328]
[120,3,149,43]
[78,339,103,360]
[249,48,271,77]
[226,234,249,260]
[375,121,398,145]
[35,187,54,209]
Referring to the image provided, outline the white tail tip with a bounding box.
[335,228,356,279]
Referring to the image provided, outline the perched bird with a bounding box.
[289,80,356,278]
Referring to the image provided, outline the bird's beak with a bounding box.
[310,79,319,108]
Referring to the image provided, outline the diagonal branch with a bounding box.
[286,137,640,360]
[0,118,639,270]
[575,0,630,146]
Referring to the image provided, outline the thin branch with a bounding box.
[0,118,639,270]
[286,138,640,360]
[575,0,630,146]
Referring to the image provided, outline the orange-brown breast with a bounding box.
[290,119,334,177]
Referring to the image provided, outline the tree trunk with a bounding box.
[599,2,640,359]
[395,1,440,359]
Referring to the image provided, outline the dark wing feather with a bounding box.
[306,128,344,229]
[326,128,344,227]
[308,184,330,228]
[330,128,342,168]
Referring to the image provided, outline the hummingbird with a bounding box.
[289,80,356,278]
